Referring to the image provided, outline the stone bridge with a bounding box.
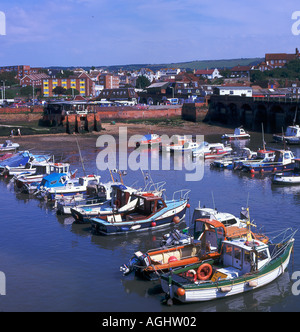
[205,95,300,133]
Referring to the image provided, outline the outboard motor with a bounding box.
[120,251,151,276]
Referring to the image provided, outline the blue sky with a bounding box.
[0,0,300,67]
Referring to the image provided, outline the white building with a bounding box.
[215,86,253,97]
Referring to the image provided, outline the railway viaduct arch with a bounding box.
[206,95,299,133]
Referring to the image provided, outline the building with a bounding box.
[230,65,251,78]
[20,73,50,87]
[97,88,138,103]
[0,65,31,79]
[41,77,89,97]
[98,74,120,89]
[265,48,300,69]
[214,86,253,97]
[194,68,221,80]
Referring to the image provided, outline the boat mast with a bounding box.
[75,137,86,176]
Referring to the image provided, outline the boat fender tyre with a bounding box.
[197,263,213,281]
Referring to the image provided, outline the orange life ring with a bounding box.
[114,200,121,208]
[197,263,213,281]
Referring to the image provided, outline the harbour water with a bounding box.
[0,131,300,312]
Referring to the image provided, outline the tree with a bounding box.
[136,75,151,89]
[65,88,79,96]
[52,86,67,95]
[20,85,38,97]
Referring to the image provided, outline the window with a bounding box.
[234,247,241,260]
[257,250,268,261]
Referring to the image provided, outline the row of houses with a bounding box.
[1,47,299,99]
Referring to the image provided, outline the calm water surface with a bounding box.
[0,132,300,312]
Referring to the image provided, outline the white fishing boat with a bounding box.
[161,135,192,153]
[272,172,300,185]
[38,174,102,200]
[0,140,19,152]
[221,127,250,140]
[14,162,72,192]
[161,226,296,304]
[192,141,232,159]
[273,125,300,145]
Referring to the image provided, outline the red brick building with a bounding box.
[99,73,120,89]
[20,73,50,87]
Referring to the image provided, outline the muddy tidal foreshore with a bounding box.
[7,121,236,153]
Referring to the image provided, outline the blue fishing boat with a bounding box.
[14,162,73,193]
[0,151,50,176]
[241,149,295,174]
[37,174,102,200]
[90,189,190,235]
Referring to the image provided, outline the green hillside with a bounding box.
[99,58,264,71]
[50,57,264,72]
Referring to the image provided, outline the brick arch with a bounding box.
[240,104,253,129]
[269,104,285,132]
[254,104,268,131]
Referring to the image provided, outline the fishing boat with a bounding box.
[241,149,295,174]
[272,171,300,185]
[42,174,102,201]
[192,141,232,159]
[136,134,161,147]
[211,148,258,170]
[160,226,296,304]
[56,181,115,215]
[232,148,276,170]
[3,156,51,177]
[273,125,300,145]
[221,127,250,140]
[0,140,19,152]
[161,135,192,153]
[14,162,72,192]
[121,209,268,280]
[161,205,249,247]
[70,181,166,223]
[90,189,190,235]
[0,151,50,176]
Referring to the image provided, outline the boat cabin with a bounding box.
[39,173,69,188]
[285,125,300,137]
[256,149,275,161]
[107,194,166,223]
[221,239,270,276]
[193,219,227,253]
[111,184,137,208]
[273,149,295,165]
[234,127,247,136]
[191,207,245,230]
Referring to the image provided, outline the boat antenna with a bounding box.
[293,104,298,126]
[75,137,86,176]
[261,122,266,150]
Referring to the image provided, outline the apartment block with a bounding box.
[98,74,120,89]
[42,77,88,97]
